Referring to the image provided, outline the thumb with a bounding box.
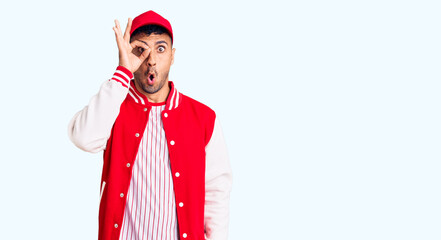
[139,47,151,62]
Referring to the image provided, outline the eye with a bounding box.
[138,47,144,53]
[158,46,165,52]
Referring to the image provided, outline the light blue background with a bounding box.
[0,0,440,239]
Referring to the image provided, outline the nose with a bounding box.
[146,51,156,67]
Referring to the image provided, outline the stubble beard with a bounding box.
[136,70,169,94]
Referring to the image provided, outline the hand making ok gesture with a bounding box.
[112,18,151,73]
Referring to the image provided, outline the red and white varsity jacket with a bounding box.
[68,66,232,240]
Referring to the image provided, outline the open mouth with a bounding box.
[147,72,156,85]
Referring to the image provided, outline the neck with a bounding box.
[135,80,170,103]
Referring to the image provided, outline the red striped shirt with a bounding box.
[119,103,178,240]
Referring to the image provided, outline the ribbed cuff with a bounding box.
[110,66,133,88]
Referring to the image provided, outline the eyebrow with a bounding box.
[137,40,168,47]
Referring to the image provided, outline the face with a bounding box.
[130,33,175,95]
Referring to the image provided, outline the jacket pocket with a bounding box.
[100,181,106,203]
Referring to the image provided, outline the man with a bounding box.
[68,10,232,240]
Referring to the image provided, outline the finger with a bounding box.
[130,40,149,51]
[115,19,122,35]
[113,20,122,39]
[139,46,151,61]
[113,26,122,47]
[130,41,151,58]
[123,18,132,42]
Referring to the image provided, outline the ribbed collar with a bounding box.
[128,80,181,110]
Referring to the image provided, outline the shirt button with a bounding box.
[183,233,187,238]
[164,112,168,117]
[179,202,184,207]
[135,133,140,137]
[126,163,131,167]
[120,193,124,197]
[170,140,175,145]
[144,108,148,112]
[175,172,180,177]
[114,223,118,228]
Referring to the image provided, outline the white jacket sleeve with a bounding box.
[68,66,133,153]
[204,117,233,240]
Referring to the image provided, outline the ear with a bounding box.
[171,47,176,65]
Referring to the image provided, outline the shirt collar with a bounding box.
[128,80,181,110]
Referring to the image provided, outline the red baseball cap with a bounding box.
[130,10,173,43]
